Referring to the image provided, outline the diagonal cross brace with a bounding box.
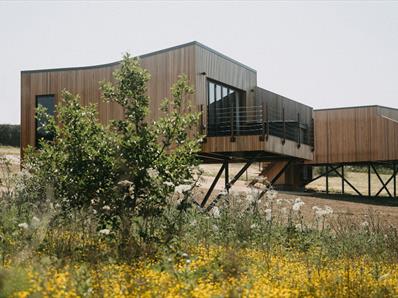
[374,165,398,197]
[330,166,363,196]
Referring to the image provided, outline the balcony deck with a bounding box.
[200,87,314,161]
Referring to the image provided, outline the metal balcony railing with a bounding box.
[201,104,314,147]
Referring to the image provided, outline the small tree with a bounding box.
[100,54,202,248]
[24,53,202,257]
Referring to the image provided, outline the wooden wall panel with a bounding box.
[194,44,257,127]
[21,45,197,154]
[202,135,313,160]
[310,106,398,164]
[255,87,313,131]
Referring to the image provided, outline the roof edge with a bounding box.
[193,41,256,73]
[21,41,256,74]
[315,105,398,112]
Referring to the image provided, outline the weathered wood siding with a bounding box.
[194,43,257,123]
[311,106,398,164]
[202,135,313,160]
[21,44,197,153]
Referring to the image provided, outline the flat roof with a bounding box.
[21,41,256,74]
[315,105,398,112]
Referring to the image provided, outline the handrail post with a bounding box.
[297,112,301,148]
[200,104,207,143]
[230,105,235,142]
[394,162,397,198]
[266,103,269,140]
[311,117,314,151]
[260,102,265,141]
[282,107,286,145]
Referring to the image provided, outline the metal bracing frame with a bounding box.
[201,163,225,208]
[305,161,398,198]
[200,157,257,209]
[205,159,256,211]
[372,163,398,198]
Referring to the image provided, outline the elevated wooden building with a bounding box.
[20,42,397,200]
[304,106,398,198]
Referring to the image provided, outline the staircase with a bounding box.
[257,161,291,185]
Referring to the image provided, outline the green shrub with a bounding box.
[0,125,20,147]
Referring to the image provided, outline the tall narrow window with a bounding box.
[207,80,245,136]
[36,95,55,147]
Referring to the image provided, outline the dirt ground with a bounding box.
[2,149,398,227]
[199,163,398,227]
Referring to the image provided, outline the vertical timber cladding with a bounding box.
[194,43,257,121]
[20,43,197,155]
[312,106,398,164]
[21,64,121,154]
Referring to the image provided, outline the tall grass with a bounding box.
[1,156,398,296]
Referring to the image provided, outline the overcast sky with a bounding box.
[1,0,397,124]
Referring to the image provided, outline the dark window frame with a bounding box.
[35,94,56,147]
[206,79,246,136]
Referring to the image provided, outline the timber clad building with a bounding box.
[21,42,398,200]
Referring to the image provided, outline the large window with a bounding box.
[35,95,55,147]
[207,80,244,136]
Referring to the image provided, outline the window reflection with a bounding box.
[36,95,55,147]
[207,80,245,136]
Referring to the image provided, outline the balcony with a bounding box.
[204,87,314,148]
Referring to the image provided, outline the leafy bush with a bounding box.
[0,125,20,147]
[24,91,118,215]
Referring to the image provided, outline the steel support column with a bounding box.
[341,165,345,194]
[368,163,371,197]
[201,163,225,208]
[224,160,229,191]
[394,162,397,198]
[326,165,329,195]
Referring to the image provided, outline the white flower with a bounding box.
[246,194,255,204]
[210,206,221,219]
[312,206,321,212]
[102,205,111,211]
[313,205,333,217]
[295,223,303,232]
[266,190,278,201]
[212,224,219,232]
[265,209,272,222]
[93,209,98,215]
[250,224,257,229]
[292,198,305,212]
[361,221,369,228]
[181,253,189,258]
[219,189,228,196]
[18,223,29,230]
[147,168,159,179]
[163,181,174,187]
[118,180,133,188]
[174,184,191,194]
[99,229,110,235]
[324,206,333,214]
[186,259,191,264]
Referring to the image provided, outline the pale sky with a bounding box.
[1,0,398,124]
